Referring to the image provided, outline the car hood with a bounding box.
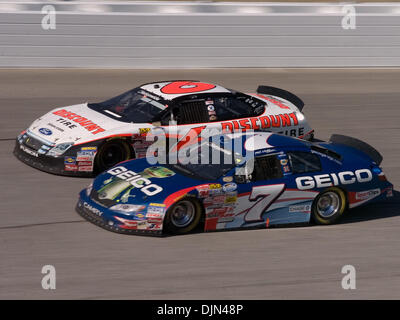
[27,103,127,145]
[92,158,212,207]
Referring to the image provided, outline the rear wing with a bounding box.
[257,85,304,112]
[329,134,383,165]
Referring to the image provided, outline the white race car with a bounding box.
[14,80,313,176]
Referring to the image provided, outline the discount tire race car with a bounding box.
[76,132,393,235]
[14,80,313,176]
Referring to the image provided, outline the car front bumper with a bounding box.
[13,136,95,177]
[76,190,163,236]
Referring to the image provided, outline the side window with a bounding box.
[287,151,322,174]
[211,96,256,122]
[252,155,283,181]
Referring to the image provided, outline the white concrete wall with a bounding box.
[0,2,399,67]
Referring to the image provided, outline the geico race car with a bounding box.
[76,132,393,235]
[14,80,313,176]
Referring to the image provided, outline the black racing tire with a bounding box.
[164,198,202,235]
[94,139,132,173]
[311,187,347,225]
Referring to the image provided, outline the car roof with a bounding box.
[140,80,231,100]
[227,132,312,153]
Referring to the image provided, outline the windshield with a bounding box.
[165,140,244,180]
[88,88,167,123]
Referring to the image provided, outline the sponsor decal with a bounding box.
[76,155,94,162]
[76,156,94,162]
[138,90,161,101]
[78,165,93,172]
[20,145,38,157]
[52,109,105,134]
[204,195,226,206]
[221,112,299,132]
[255,94,291,110]
[114,216,138,229]
[83,201,103,217]
[139,128,151,134]
[209,188,223,196]
[147,203,166,215]
[207,207,235,222]
[223,176,233,183]
[149,203,165,207]
[209,184,222,190]
[289,204,311,213]
[280,159,288,166]
[64,156,76,164]
[224,195,237,204]
[311,149,342,165]
[47,122,64,132]
[147,223,162,230]
[81,146,97,151]
[39,128,52,136]
[146,212,163,219]
[222,182,237,192]
[207,105,215,111]
[78,161,93,166]
[355,188,380,201]
[76,150,96,162]
[107,166,164,196]
[296,169,373,190]
[55,118,78,129]
[64,164,78,171]
[277,127,305,138]
[197,189,209,198]
[77,161,93,166]
[137,220,149,230]
[218,217,235,223]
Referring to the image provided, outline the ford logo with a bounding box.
[39,128,52,135]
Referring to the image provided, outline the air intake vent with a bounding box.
[180,100,209,124]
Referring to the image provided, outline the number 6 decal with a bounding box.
[161,81,216,94]
[244,184,285,222]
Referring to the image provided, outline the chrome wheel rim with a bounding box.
[171,201,195,228]
[317,192,341,218]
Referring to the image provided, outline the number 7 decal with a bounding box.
[244,184,286,222]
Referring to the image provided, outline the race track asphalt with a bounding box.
[1,68,399,299]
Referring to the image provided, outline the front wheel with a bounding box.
[95,140,132,173]
[164,198,202,235]
[311,188,347,225]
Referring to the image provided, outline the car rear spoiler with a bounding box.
[256,85,305,111]
[329,134,383,165]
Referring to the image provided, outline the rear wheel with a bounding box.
[164,198,202,235]
[95,140,131,173]
[311,188,346,225]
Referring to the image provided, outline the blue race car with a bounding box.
[76,132,393,235]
